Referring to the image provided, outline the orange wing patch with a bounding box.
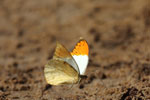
[71,39,89,56]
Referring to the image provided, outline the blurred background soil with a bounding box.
[0,0,150,100]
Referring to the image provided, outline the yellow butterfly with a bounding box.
[44,39,89,85]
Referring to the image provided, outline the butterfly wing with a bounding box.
[71,39,89,75]
[53,42,80,74]
[44,59,79,85]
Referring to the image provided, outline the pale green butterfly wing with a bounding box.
[44,59,79,85]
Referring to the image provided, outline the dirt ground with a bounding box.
[0,0,150,100]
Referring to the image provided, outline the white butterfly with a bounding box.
[44,39,89,85]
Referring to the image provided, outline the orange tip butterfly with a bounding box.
[44,38,89,85]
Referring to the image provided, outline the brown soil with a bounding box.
[0,0,150,100]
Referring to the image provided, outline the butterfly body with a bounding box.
[44,39,89,85]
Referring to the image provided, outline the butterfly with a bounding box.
[44,38,89,85]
